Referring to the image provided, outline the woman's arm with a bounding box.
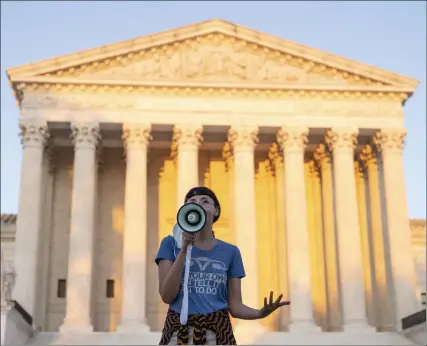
[227,278,262,320]
[158,248,187,304]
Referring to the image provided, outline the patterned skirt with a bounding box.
[159,308,237,345]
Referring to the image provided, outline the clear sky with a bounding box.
[1,1,426,218]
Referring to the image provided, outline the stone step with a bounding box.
[29,332,162,345]
[28,331,416,346]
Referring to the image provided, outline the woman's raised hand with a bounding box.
[258,291,290,318]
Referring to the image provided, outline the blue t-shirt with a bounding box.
[155,235,246,315]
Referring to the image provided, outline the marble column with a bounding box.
[277,127,317,332]
[228,126,266,342]
[268,143,289,331]
[222,142,235,245]
[374,129,419,330]
[304,162,318,323]
[60,122,100,333]
[117,124,152,332]
[360,144,392,330]
[309,161,328,329]
[173,125,203,207]
[353,161,376,328]
[314,143,340,331]
[12,119,49,323]
[326,128,370,330]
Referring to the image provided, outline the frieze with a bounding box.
[20,89,405,119]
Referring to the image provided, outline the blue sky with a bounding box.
[1,1,426,218]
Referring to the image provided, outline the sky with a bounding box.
[1,1,426,218]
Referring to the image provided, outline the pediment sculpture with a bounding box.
[0,248,16,306]
[56,35,364,86]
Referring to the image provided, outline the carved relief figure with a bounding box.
[1,248,16,306]
[63,35,353,86]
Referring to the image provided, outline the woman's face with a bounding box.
[185,194,217,225]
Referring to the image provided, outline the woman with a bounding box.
[155,186,290,345]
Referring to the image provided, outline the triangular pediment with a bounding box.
[6,19,418,90]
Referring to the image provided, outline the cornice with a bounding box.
[16,81,410,107]
[13,76,415,94]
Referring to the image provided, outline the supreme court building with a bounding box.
[1,19,426,345]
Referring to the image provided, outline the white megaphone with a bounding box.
[173,203,207,248]
[173,203,207,326]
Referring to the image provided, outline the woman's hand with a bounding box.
[258,291,290,319]
[182,232,196,250]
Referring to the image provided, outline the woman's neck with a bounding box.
[196,227,215,242]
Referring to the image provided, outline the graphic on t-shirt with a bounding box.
[190,256,227,271]
[184,256,227,296]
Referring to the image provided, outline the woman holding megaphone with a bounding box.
[155,187,290,345]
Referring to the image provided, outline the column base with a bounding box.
[233,321,268,345]
[116,321,150,333]
[342,321,376,333]
[59,320,93,334]
[288,320,321,333]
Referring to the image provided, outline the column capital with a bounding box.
[45,145,57,175]
[359,144,378,169]
[172,124,203,148]
[373,129,406,154]
[326,127,358,153]
[19,119,49,149]
[276,126,308,152]
[228,126,259,152]
[122,123,152,151]
[222,142,233,172]
[268,143,283,173]
[70,122,101,150]
[313,143,331,168]
[307,160,320,178]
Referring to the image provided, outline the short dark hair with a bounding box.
[184,186,221,223]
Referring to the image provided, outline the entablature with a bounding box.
[19,87,405,131]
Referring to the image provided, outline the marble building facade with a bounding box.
[1,19,425,345]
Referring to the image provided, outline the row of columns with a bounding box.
[13,119,418,333]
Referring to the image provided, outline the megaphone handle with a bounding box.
[180,244,192,325]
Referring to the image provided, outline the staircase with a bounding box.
[26,330,418,346]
